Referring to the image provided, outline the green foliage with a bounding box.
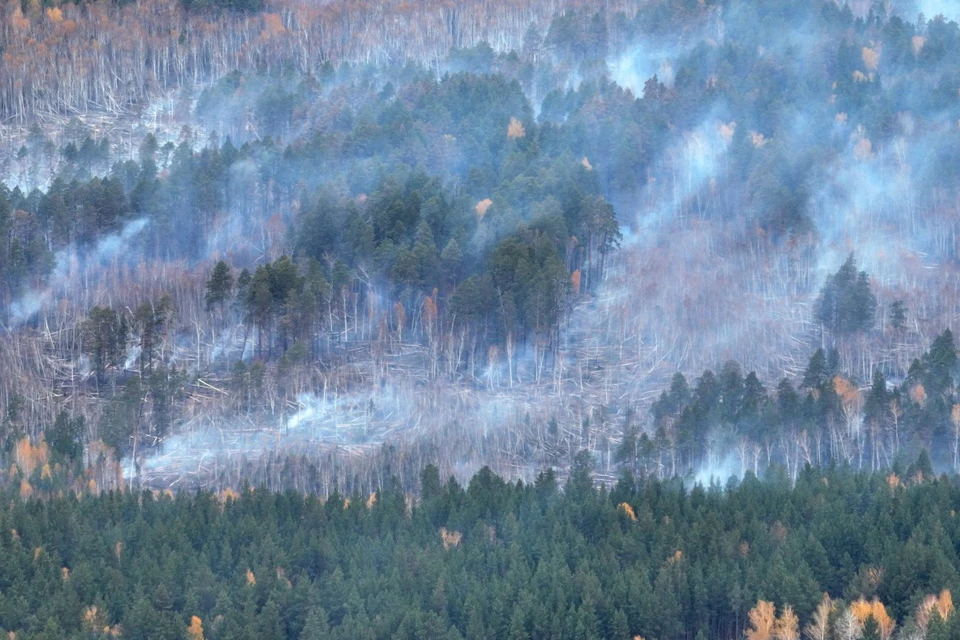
[0,465,956,639]
[47,410,83,461]
[100,376,143,458]
[81,306,128,384]
[206,260,235,311]
[890,300,908,332]
[645,327,960,472]
[134,296,173,376]
[816,255,877,336]
[180,0,263,14]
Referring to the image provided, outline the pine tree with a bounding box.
[82,306,126,384]
[421,464,442,501]
[815,254,876,336]
[299,607,330,639]
[802,349,829,390]
[616,409,638,470]
[48,410,83,461]
[205,260,234,311]
[865,370,888,425]
[889,300,907,332]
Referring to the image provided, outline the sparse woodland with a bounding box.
[1,0,960,495]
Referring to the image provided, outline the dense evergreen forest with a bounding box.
[3,461,960,640]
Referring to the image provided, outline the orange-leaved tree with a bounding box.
[747,600,800,640]
[850,598,895,640]
[746,601,776,640]
[187,616,204,640]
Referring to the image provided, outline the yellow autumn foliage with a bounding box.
[910,384,927,406]
[917,590,954,632]
[774,604,799,640]
[262,13,284,36]
[475,198,492,218]
[424,296,438,329]
[393,301,406,332]
[507,117,525,139]
[850,598,873,623]
[862,46,880,71]
[746,600,776,640]
[11,6,30,31]
[618,502,636,521]
[938,590,953,619]
[187,615,204,640]
[854,138,874,161]
[872,602,895,640]
[16,437,48,478]
[805,595,833,640]
[747,600,801,640]
[912,35,925,55]
[833,376,859,403]
[440,527,462,549]
[246,569,256,586]
[83,605,107,632]
[718,121,736,143]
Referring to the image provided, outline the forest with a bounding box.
[1,461,960,640]
[3,0,960,635]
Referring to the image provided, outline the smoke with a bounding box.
[631,113,730,233]
[124,345,142,371]
[7,218,149,326]
[692,451,742,488]
[284,386,410,437]
[610,45,679,97]
[4,1,960,495]
[914,0,960,22]
[126,374,542,488]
